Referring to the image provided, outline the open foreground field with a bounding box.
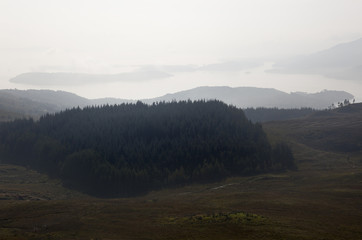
[1,118,362,239]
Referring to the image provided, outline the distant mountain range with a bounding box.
[142,86,353,109]
[270,38,362,81]
[0,87,354,121]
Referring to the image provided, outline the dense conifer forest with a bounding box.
[0,100,295,197]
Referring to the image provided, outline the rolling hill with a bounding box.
[0,89,131,121]
[0,89,90,120]
[265,102,362,153]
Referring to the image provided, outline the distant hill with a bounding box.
[270,38,362,81]
[0,89,90,121]
[91,97,135,106]
[265,103,362,153]
[0,89,134,121]
[1,89,90,108]
[0,87,354,121]
[143,86,353,109]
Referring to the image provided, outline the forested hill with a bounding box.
[0,100,294,197]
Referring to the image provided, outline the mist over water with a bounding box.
[15,62,357,102]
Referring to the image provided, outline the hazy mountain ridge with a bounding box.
[0,87,354,121]
[0,89,90,120]
[1,89,90,108]
[144,86,353,109]
[270,38,362,80]
[91,97,135,106]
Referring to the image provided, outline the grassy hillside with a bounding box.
[265,103,362,152]
[0,103,361,239]
[0,164,84,201]
[0,89,93,121]
[0,146,361,239]
[243,107,317,122]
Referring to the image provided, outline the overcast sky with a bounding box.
[1,0,362,100]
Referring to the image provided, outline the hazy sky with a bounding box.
[1,0,362,100]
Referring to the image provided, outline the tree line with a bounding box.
[0,100,295,197]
